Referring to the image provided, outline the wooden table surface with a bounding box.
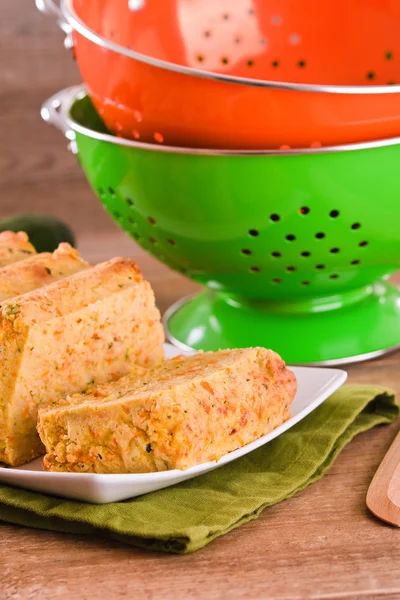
[1,2,400,599]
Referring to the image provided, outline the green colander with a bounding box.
[42,85,400,365]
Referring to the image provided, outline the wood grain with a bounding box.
[1,1,400,599]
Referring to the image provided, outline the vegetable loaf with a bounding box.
[0,243,88,301]
[0,231,36,267]
[38,347,297,473]
[0,257,164,466]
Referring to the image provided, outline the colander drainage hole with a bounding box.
[241,249,252,255]
[366,71,375,80]
[315,232,325,239]
[126,197,134,206]
[128,217,135,225]
[270,213,280,222]
[153,132,164,143]
[223,13,230,20]
[286,266,296,272]
[330,247,340,254]
[272,60,280,68]
[286,234,296,241]
[351,223,361,230]
[330,210,339,218]
[149,237,157,245]
[271,278,281,284]
[359,241,368,247]
[385,51,393,60]
[351,260,360,265]
[108,187,116,197]
[297,60,306,68]
[249,229,259,237]
[289,34,301,45]
[299,206,310,214]
[329,274,339,279]
[167,238,176,246]
[247,60,255,67]
[301,281,310,286]
[316,264,325,270]
[114,212,121,220]
[204,30,211,37]
[301,251,311,257]
[271,251,281,258]
[197,55,205,62]
[250,266,260,273]
[221,57,229,65]
[148,217,156,225]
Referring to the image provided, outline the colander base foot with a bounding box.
[164,284,400,365]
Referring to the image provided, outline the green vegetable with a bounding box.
[0,214,75,253]
[4,304,21,316]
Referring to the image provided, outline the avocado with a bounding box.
[0,214,75,253]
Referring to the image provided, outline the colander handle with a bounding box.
[41,87,78,154]
[35,0,72,36]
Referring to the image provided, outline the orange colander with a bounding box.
[38,0,400,149]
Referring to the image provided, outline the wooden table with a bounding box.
[1,2,400,598]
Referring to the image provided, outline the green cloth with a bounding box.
[0,385,398,554]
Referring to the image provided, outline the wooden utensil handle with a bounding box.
[367,429,400,526]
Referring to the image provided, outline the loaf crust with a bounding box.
[0,257,164,466]
[38,348,297,473]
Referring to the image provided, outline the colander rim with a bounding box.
[62,0,400,95]
[49,85,400,157]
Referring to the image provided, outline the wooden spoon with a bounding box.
[367,430,400,526]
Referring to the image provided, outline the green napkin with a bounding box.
[0,385,398,554]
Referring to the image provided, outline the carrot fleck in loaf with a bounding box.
[0,231,36,267]
[0,257,164,466]
[38,348,297,474]
[0,243,88,301]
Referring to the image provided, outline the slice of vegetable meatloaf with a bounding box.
[0,231,36,267]
[38,347,297,473]
[0,257,164,466]
[0,243,88,301]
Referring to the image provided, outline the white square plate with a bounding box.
[0,344,347,503]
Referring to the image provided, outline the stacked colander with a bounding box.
[38,0,400,365]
